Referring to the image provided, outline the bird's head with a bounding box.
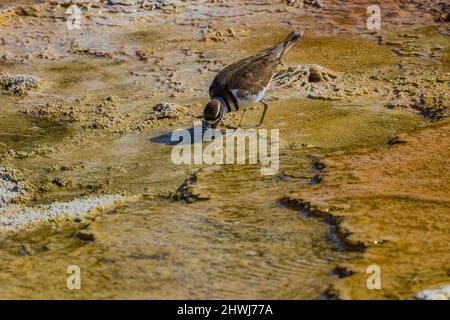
[203,97,226,129]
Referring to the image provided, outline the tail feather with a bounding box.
[283,31,303,48]
[277,31,303,59]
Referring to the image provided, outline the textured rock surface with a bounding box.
[0,73,40,95]
[0,194,124,232]
[416,285,450,300]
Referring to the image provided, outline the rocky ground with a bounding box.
[0,0,449,299]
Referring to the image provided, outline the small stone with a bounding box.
[52,177,72,188]
[152,102,188,119]
[75,231,95,242]
[243,250,261,257]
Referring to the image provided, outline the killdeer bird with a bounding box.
[203,31,303,129]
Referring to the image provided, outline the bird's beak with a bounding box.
[203,120,218,130]
[210,122,219,129]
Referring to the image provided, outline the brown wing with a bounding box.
[209,31,302,102]
[209,47,281,99]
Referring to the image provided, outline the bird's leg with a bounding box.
[237,109,248,128]
[257,99,269,127]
